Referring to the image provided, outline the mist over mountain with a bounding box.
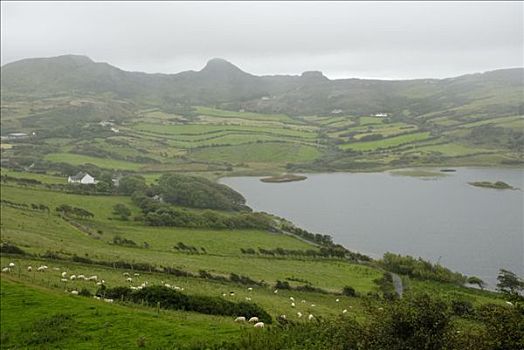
[1,54,523,118]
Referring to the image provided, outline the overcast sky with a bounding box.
[1,1,523,79]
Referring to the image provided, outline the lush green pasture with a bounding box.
[1,168,67,184]
[340,132,431,151]
[190,142,322,164]
[44,153,143,170]
[195,106,299,124]
[408,143,494,157]
[457,115,523,129]
[0,278,241,349]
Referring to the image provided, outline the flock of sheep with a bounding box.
[2,261,357,328]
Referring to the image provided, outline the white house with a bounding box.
[68,172,97,184]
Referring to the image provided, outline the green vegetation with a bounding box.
[260,174,307,183]
[469,181,516,190]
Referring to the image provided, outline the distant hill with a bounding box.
[1,55,523,118]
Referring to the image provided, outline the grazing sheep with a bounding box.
[8,262,15,267]
[248,317,259,323]
[310,304,316,307]
[254,322,264,328]
[164,283,171,288]
[134,273,140,277]
[301,299,306,303]
[280,314,286,319]
[335,298,340,302]
[88,275,97,281]
[297,312,303,318]
[2,267,11,273]
[173,286,182,291]
[308,314,315,321]
[77,274,86,280]
[61,278,68,282]
[71,290,79,295]
[126,277,133,282]
[342,309,348,314]
[247,287,253,291]
[245,297,252,301]
[93,296,101,300]
[104,298,114,303]
[37,266,47,272]
[70,275,77,280]
[291,302,295,307]
[234,316,246,322]
[222,293,227,297]
[27,266,32,272]
[96,282,103,286]
[289,297,294,301]
[61,271,67,277]
[229,292,235,296]
[506,301,514,306]
[274,289,278,294]
[52,267,60,271]
[378,307,384,311]
[123,272,130,277]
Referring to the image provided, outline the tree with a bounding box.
[467,276,486,290]
[496,269,524,298]
[118,176,147,195]
[113,204,131,220]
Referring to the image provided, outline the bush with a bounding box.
[0,242,26,255]
[451,300,475,317]
[99,286,272,323]
[342,286,357,297]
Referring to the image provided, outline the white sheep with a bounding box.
[134,273,140,277]
[280,314,286,319]
[247,287,253,291]
[335,298,340,302]
[126,277,133,282]
[27,266,32,272]
[506,301,514,306]
[254,322,264,328]
[37,266,47,272]
[123,272,130,277]
[342,309,348,314]
[297,312,303,318]
[104,298,114,303]
[61,278,68,282]
[291,302,295,307]
[77,274,86,280]
[245,297,252,301]
[222,293,227,297]
[71,290,79,295]
[274,289,278,294]
[88,275,97,281]
[310,304,316,307]
[234,316,246,322]
[301,299,306,303]
[308,314,315,321]
[70,275,77,280]
[378,307,384,311]
[289,296,294,301]
[8,262,15,267]
[164,283,171,288]
[93,296,101,300]
[61,271,67,277]
[229,292,235,296]
[1,267,10,272]
[248,317,259,323]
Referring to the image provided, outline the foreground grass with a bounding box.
[0,278,241,349]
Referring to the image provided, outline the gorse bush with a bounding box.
[98,286,272,323]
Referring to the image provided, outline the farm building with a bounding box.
[68,172,97,184]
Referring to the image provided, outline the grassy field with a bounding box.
[340,132,432,151]
[44,153,144,171]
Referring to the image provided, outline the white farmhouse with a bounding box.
[68,172,97,185]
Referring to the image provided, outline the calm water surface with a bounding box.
[222,168,524,288]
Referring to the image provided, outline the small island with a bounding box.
[469,181,516,190]
[260,174,307,183]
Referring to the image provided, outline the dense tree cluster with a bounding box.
[155,174,248,211]
[381,252,467,285]
[55,204,94,219]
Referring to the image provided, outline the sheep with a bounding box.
[37,266,47,272]
[222,293,227,297]
[2,267,11,273]
[378,307,384,311]
[310,304,316,307]
[342,309,348,314]
[27,266,32,272]
[291,302,295,307]
[134,273,140,277]
[61,271,67,277]
[234,316,246,322]
[229,292,235,296]
[77,274,86,280]
[274,289,278,294]
[335,298,340,302]
[61,278,68,282]
[104,298,114,303]
[247,287,253,291]
[123,272,130,277]
[93,296,101,300]
[126,277,133,282]
[297,312,303,318]
[301,299,306,303]
[96,282,103,286]
[254,322,264,328]
[70,275,77,280]
[52,267,60,271]
[87,275,97,281]
[308,314,315,321]
[289,296,294,301]
[164,283,171,288]
[245,297,252,301]
[280,314,286,319]
[248,317,259,323]
[505,301,514,306]
[71,290,79,295]
[8,262,15,267]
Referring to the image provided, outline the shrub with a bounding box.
[342,286,357,297]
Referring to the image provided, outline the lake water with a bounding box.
[222,168,524,288]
